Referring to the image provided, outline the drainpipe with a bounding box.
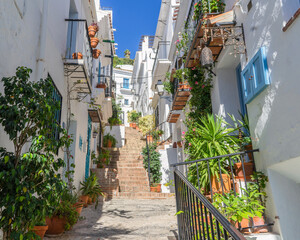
[35,0,49,81]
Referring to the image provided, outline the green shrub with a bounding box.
[139,115,155,135]
[142,143,162,184]
[103,133,117,147]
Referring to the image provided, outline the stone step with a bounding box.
[118,176,149,181]
[117,192,174,199]
[117,163,143,168]
[119,185,150,192]
[119,180,149,185]
[245,233,281,240]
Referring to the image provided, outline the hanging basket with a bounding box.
[88,26,97,37]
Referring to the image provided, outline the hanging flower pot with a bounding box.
[90,37,99,48]
[88,26,97,37]
[92,49,101,59]
[91,23,99,32]
[72,52,83,59]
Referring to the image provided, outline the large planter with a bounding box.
[45,216,67,235]
[80,195,89,207]
[211,174,231,194]
[92,49,101,59]
[73,202,84,215]
[234,162,254,181]
[253,216,268,233]
[33,225,48,240]
[150,183,161,193]
[90,37,99,48]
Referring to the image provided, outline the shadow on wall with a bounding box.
[92,149,120,201]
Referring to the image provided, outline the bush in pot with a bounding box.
[92,149,111,168]
[103,133,117,148]
[0,67,69,239]
[139,115,155,137]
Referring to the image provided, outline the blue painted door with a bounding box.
[85,115,92,179]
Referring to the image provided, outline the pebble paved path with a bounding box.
[45,197,178,240]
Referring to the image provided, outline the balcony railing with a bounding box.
[65,19,93,81]
[171,78,190,111]
[152,41,171,76]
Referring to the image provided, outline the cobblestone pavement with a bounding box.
[45,197,178,240]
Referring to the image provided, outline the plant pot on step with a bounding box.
[72,52,83,59]
[45,216,67,235]
[80,195,89,207]
[211,174,231,194]
[92,49,101,59]
[96,82,106,89]
[177,141,182,148]
[136,126,140,131]
[129,123,133,128]
[232,218,251,234]
[150,183,161,193]
[33,225,48,240]
[132,123,137,129]
[107,140,113,148]
[253,216,268,233]
[90,37,99,48]
[87,196,93,205]
[73,202,84,215]
[234,162,254,181]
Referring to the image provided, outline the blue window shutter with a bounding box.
[241,64,253,104]
[251,47,270,98]
[236,64,247,116]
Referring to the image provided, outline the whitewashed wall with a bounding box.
[104,125,125,148]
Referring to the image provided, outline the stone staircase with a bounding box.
[95,127,173,200]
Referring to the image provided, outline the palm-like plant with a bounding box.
[80,173,104,208]
[185,114,240,193]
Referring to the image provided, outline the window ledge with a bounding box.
[282,8,300,32]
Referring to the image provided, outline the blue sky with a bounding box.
[100,0,161,59]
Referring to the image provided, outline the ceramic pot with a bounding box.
[234,162,254,181]
[90,37,99,48]
[211,174,231,194]
[33,225,48,239]
[253,216,268,233]
[96,83,106,89]
[45,216,67,235]
[73,202,84,215]
[80,195,89,207]
[92,49,101,59]
[150,183,161,193]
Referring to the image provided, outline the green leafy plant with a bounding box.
[108,117,122,128]
[0,67,69,239]
[138,115,155,136]
[128,110,141,123]
[142,143,162,184]
[184,114,240,192]
[92,149,111,167]
[80,172,104,209]
[213,190,265,225]
[163,81,173,94]
[103,133,117,147]
[248,171,269,208]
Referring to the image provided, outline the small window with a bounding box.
[124,99,129,105]
[123,78,129,89]
[241,47,270,104]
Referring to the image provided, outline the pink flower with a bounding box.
[70,155,73,158]
[193,128,196,132]
[177,39,180,43]
[182,131,185,135]
[195,81,198,85]
[192,67,196,70]
[189,87,193,90]
[68,135,70,138]
[189,143,191,146]
[202,84,205,89]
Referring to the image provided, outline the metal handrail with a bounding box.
[174,169,246,240]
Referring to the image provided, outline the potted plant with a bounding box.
[90,37,99,48]
[93,149,111,168]
[138,115,155,138]
[92,49,101,59]
[88,23,98,37]
[141,143,162,192]
[103,133,117,148]
[72,52,83,59]
[32,219,48,240]
[108,117,122,129]
[80,173,104,208]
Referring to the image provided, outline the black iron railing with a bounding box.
[65,19,93,81]
[171,149,274,237]
[174,169,246,240]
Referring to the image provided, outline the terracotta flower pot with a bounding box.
[72,52,83,59]
[150,184,161,192]
[80,195,89,207]
[33,225,48,239]
[90,37,99,48]
[96,82,106,89]
[132,123,137,129]
[146,135,153,142]
[88,25,97,37]
[234,162,254,181]
[87,196,93,204]
[129,123,133,127]
[73,202,84,215]
[253,216,268,233]
[136,126,140,131]
[45,216,67,235]
[107,140,113,148]
[92,49,101,59]
[233,218,251,234]
[211,174,231,194]
[177,141,182,148]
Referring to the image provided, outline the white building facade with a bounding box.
[0,0,115,190]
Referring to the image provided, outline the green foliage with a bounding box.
[108,117,122,129]
[80,172,104,209]
[151,129,164,141]
[113,56,134,67]
[213,190,265,225]
[248,171,269,208]
[163,81,173,94]
[103,133,117,147]
[138,115,155,135]
[127,110,141,123]
[0,67,69,238]
[142,143,162,183]
[184,114,240,192]
[91,149,111,167]
[175,31,189,56]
